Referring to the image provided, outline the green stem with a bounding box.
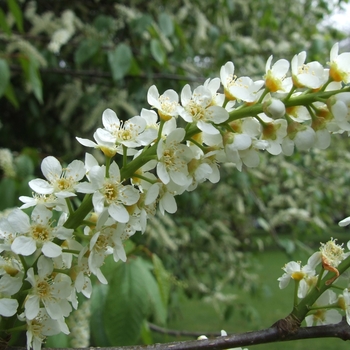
[64,194,93,230]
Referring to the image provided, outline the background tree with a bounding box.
[0,0,350,348]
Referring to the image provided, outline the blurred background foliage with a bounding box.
[1,0,350,347]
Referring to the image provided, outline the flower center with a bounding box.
[31,224,50,242]
[36,279,51,298]
[103,181,120,203]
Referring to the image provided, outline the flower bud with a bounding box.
[263,98,286,118]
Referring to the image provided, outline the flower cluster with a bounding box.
[278,237,350,326]
[1,43,350,349]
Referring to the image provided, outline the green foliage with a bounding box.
[0,0,347,155]
[89,255,171,346]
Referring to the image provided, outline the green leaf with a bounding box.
[45,332,69,348]
[152,254,171,309]
[103,258,151,345]
[158,13,174,37]
[74,39,100,65]
[28,57,43,104]
[107,43,133,81]
[0,59,10,98]
[140,320,153,345]
[3,82,19,108]
[90,283,110,347]
[0,8,11,35]
[14,154,34,178]
[0,178,16,210]
[7,0,23,33]
[150,39,165,65]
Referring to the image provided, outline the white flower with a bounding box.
[147,85,182,121]
[291,51,328,89]
[0,271,23,316]
[18,193,67,212]
[29,156,85,198]
[156,128,193,186]
[329,43,350,83]
[99,108,157,148]
[282,123,316,155]
[10,206,73,258]
[220,61,264,102]
[329,92,350,132]
[278,253,319,290]
[86,222,126,284]
[260,118,288,155]
[76,129,118,158]
[265,55,292,93]
[305,290,342,326]
[180,84,229,134]
[76,161,140,223]
[21,308,69,350]
[25,261,73,320]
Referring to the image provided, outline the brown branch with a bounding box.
[148,322,221,338]
[6,318,350,350]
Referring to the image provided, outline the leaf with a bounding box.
[158,13,174,37]
[45,333,69,348]
[28,57,43,104]
[140,320,153,345]
[7,0,23,32]
[4,82,19,108]
[0,59,10,98]
[14,154,34,179]
[74,39,100,65]
[103,257,150,345]
[150,39,166,65]
[152,254,170,310]
[0,178,16,210]
[90,283,111,347]
[0,8,11,35]
[107,43,133,81]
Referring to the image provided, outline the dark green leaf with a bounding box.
[152,254,170,308]
[150,39,165,65]
[14,154,34,178]
[90,283,110,346]
[108,43,133,81]
[45,332,69,348]
[0,178,16,210]
[104,258,150,345]
[158,13,174,37]
[0,8,11,35]
[140,320,153,345]
[3,82,19,108]
[74,39,100,65]
[7,0,23,32]
[28,57,43,104]
[0,59,10,98]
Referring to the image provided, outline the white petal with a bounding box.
[42,241,62,258]
[11,236,36,256]
[41,156,62,182]
[29,179,54,194]
[108,203,129,223]
[102,108,120,130]
[161,192,177,214]
[0,298,18,316]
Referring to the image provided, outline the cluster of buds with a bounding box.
[0,43,350,349]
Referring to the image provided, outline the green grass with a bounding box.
[153,250,349,350]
